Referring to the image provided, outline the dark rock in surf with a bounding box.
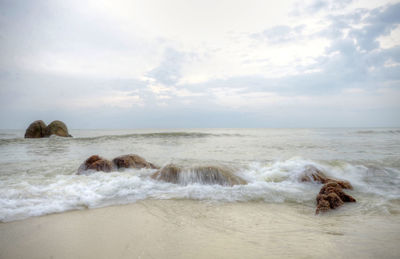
[151,164,247,186]
[319,182,356,202]
[316,182,356,214]
[77,155,113,174]
[299,165,355,214]
[44,120,72,137]
[151,164,181,184]
[187,166,247,186]
[24,120,47,138]
[112,154,158,170]
[300,165,353,189]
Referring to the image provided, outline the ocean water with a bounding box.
[0,128,399,222]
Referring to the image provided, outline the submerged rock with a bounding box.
[186,166,247,186]
[151,164,247,186]
[316,182,356,214]
[77,155,113,174]
[24,120,47,138]
[112,154,158,169]
[44,120,71,137]
[151,164,181,184]
[300,165,353,189]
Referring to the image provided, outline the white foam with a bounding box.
[1,158,399,222]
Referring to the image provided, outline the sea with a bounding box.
[0,128,399,222]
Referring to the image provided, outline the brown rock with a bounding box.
[319,182,356,202]
[316,198,331,214]
[77,155,113,174]
[44,120,71,137]
[151,165,247,186]
[300,165,353,189]
[112,154,158,169]
[24,120,47,138]
[316,181,356,214]
[330,180,353,190]
[151,164,181,184]
[300,165,328,183]
[188,166,247,186]
[85,155,102,165]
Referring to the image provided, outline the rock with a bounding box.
[112,154,158,169]
[77,155,113,174]
[45,120,71,137]
[300,165,328,183]
[316,181,356,214]
[302,166,357,214]
[151,164,247,186]
[319,182,356,202]
[187,166,247,186]
[151,164,181,184]
[25,120,71,138]
[315,198,331,213]
[332,180,353,190]
[300,165,353,189]
[24,120,47,138]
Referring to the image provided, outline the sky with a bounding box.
[0,0,399,129]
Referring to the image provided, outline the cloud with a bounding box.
[0,0,399,128]
[250,25,306,44]
[146,48,186,85]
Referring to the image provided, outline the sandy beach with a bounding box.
[1,200,399,259]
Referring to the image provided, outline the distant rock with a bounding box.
[151,164,247,186]
[24,120,47,138]
[44,120,71,137]
[112,154,158,169]
[24,120,72,138]
[77,155,113,174]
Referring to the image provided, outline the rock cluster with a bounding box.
[76,155,355,214]
[77,154,158,174]
[300,165,356,214]
[77,156,247,186]
[24,120,71,138]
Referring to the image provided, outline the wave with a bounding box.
[355,129,400,135]
[0,132,245,146]
[1,157,399,222]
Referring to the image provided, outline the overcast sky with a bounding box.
[0,0,399,128]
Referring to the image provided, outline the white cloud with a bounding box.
[1,0,399,127]
[378,25,400,49]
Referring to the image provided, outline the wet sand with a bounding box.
[0,200,399,259]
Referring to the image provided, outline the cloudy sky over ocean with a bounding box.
[0,0,399,128]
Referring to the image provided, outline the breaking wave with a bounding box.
[0,132,246,146]
[1,157,399,222]
[354,129,400,135]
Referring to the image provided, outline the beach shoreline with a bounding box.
[1,200,399,259]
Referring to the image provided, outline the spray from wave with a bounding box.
[1,157,399,222]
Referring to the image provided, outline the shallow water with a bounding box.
[1,200,399,259]
[0,128,400,222]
